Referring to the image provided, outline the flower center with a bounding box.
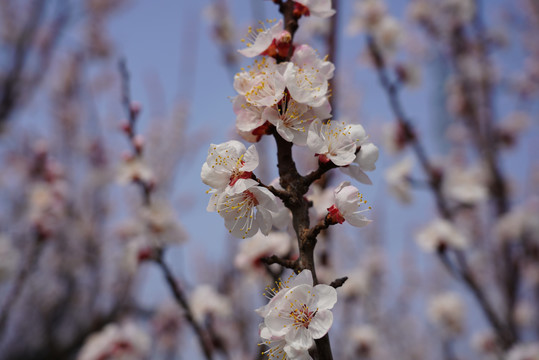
[290,303,317,329]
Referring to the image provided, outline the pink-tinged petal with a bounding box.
[308,310,333,339]
[356,143,379,171]
[276,123,296,142]
[258,323,273,339]
[307,120,327,154]
[285,327,314,351]
[295,0,335,18]
[227,178,258,194]
[206,191,220,212]
[291,129,309,146]
[348,123,367,144]
[284,344,314,360]
[256,207,273,235]
[238,20,283,58]
[236,105,265,132]
[265,310,293,337]
[242,145,259,171]
[312,100,332,120]
[262,106,281,126]
[335,185,360,214]
[329,145,357,166]
[341,166,373,185]
[290,270,313,287]
[250,186,278,211]
[344,213,372,228]
[313,284,337,310]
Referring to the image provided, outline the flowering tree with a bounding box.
[0,0,538,360]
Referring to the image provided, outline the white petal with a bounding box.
[355,143,379,171]
[242,145,259,171]
[285,327,314,351]
[308,310,333,339]
[313,284,337,310]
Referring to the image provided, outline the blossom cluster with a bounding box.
[201,0,378,240]
[257,270,337,359]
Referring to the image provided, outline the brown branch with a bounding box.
[261,255,300,272]
[154,252,214,360]
[329,276,348,289]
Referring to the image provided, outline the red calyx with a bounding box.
[327,205,345,224]
[293,3,310,17]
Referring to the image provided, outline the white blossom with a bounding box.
[295,0,336,18]
[264,97,331,146]
[264,279,337,351]
[256,270,315,318]
[234,57,289,107]
[328,181,372,227]
[213,186,278,239]
[77,322,151,360]
[416,219,468,252]
[285,44,335,107]
[427,292,465,336]
[239,19,283,58]
[307,119,368,167]
[201,140,259,194]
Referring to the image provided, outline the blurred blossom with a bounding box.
[341,267,372,298]
[77,322,151,360]
[152,300,183,351]
[427,292,465,336]
[396,63,421,88]
[441,0,475,26]
[350,325,378,357]
[0,235,19,282]
[371,16,402,57]
[495,199,539,244]
[471,330,498,355]
[385,156,413,203]
[407,0,432,24]
[190,285,232,322]
[514,301,536,328]
[117,156,155,185]
[506,343,539,360]
[347,0,388,34]
[416,219,468,252]
[442,163,488,205]
[119,199,187,271]
[383,123,410,154]
[234,231,291,274]
[496,112,531,148]
[308,183,334,221]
